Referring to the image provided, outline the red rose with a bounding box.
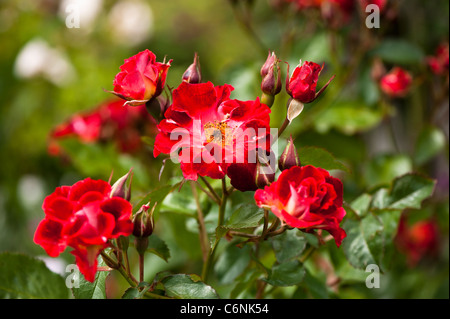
[34,178,133,282]
[255,165,346,246]
[112,50,172,103]
[49,99,156,155]
[395,215,440,266]
[286,60,334,104]
[379,67,413,97]
[153,81,272,183]
[427,43,449,75]
[359,0,388,13]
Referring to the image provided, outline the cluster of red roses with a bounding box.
[47,98,157,156]
[35,48,347,282]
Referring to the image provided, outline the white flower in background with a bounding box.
[58,0,103,31]
[108,0,154,47]
[13,38,76,86]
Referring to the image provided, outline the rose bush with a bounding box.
[0,0,447,302]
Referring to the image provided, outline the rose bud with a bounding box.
[132,203,155,239]
[182,52,201,84]
[260,52,282,107]
[379,67,412,98]
[110,169,133,201]
[286,60,335,104]
[255,150,276,189]
[111,49,172,106]
[279,135,301,171]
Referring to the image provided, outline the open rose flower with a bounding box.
[395,215,440,267]
[153,81,272,184]
[112,49,172,104]
[255,165,346,246]
[286,60,334,104]
[34,178,133,282]
[379,67,413,97]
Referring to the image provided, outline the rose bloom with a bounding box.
[153,81,272,185]
[286,61,332,104]
[427,43,449,75]
[395,215,440,266]
[379,67,413,97]
[255,165,346,246]
[34,178,133,282]
[113,49,172,102]
[49,99,157,155]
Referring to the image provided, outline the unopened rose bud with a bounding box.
[255,151,276,189]
[279,135,301,171]
[286,60,334,104]
[182,52,201,84]
[261,52,282,100]
[110,169,133,201]
[132,203,155,238]
[260,52,282,108]
[261,51,277,78]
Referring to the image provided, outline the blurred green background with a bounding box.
[0,0,448,298]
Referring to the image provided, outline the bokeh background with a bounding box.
[0,0,448,298]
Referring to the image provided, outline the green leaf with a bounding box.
[341,218,378,269]
[72,256,110,299]
[121,282,152,299]
[161,274,219,299]
[230,268,263,299]
[122,287,141,299]
[384,174,436,210]
[342,210,404,270]
[414,126,446,166]
[224,203,264,229]
[303,231,320,248]
[298,146,349,172]
[0,252,68,299]
[350,193,372,217]
[214,204,264,249]
[134,182,182,214]
[270,229,307,263]
[303,269,329,299]
[264,260,305,287]
[146,235,171,262]
[214,245,251,284]
[370,39,425,65]
[160,182,197,216]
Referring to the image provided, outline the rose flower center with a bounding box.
[203,121,232,147]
